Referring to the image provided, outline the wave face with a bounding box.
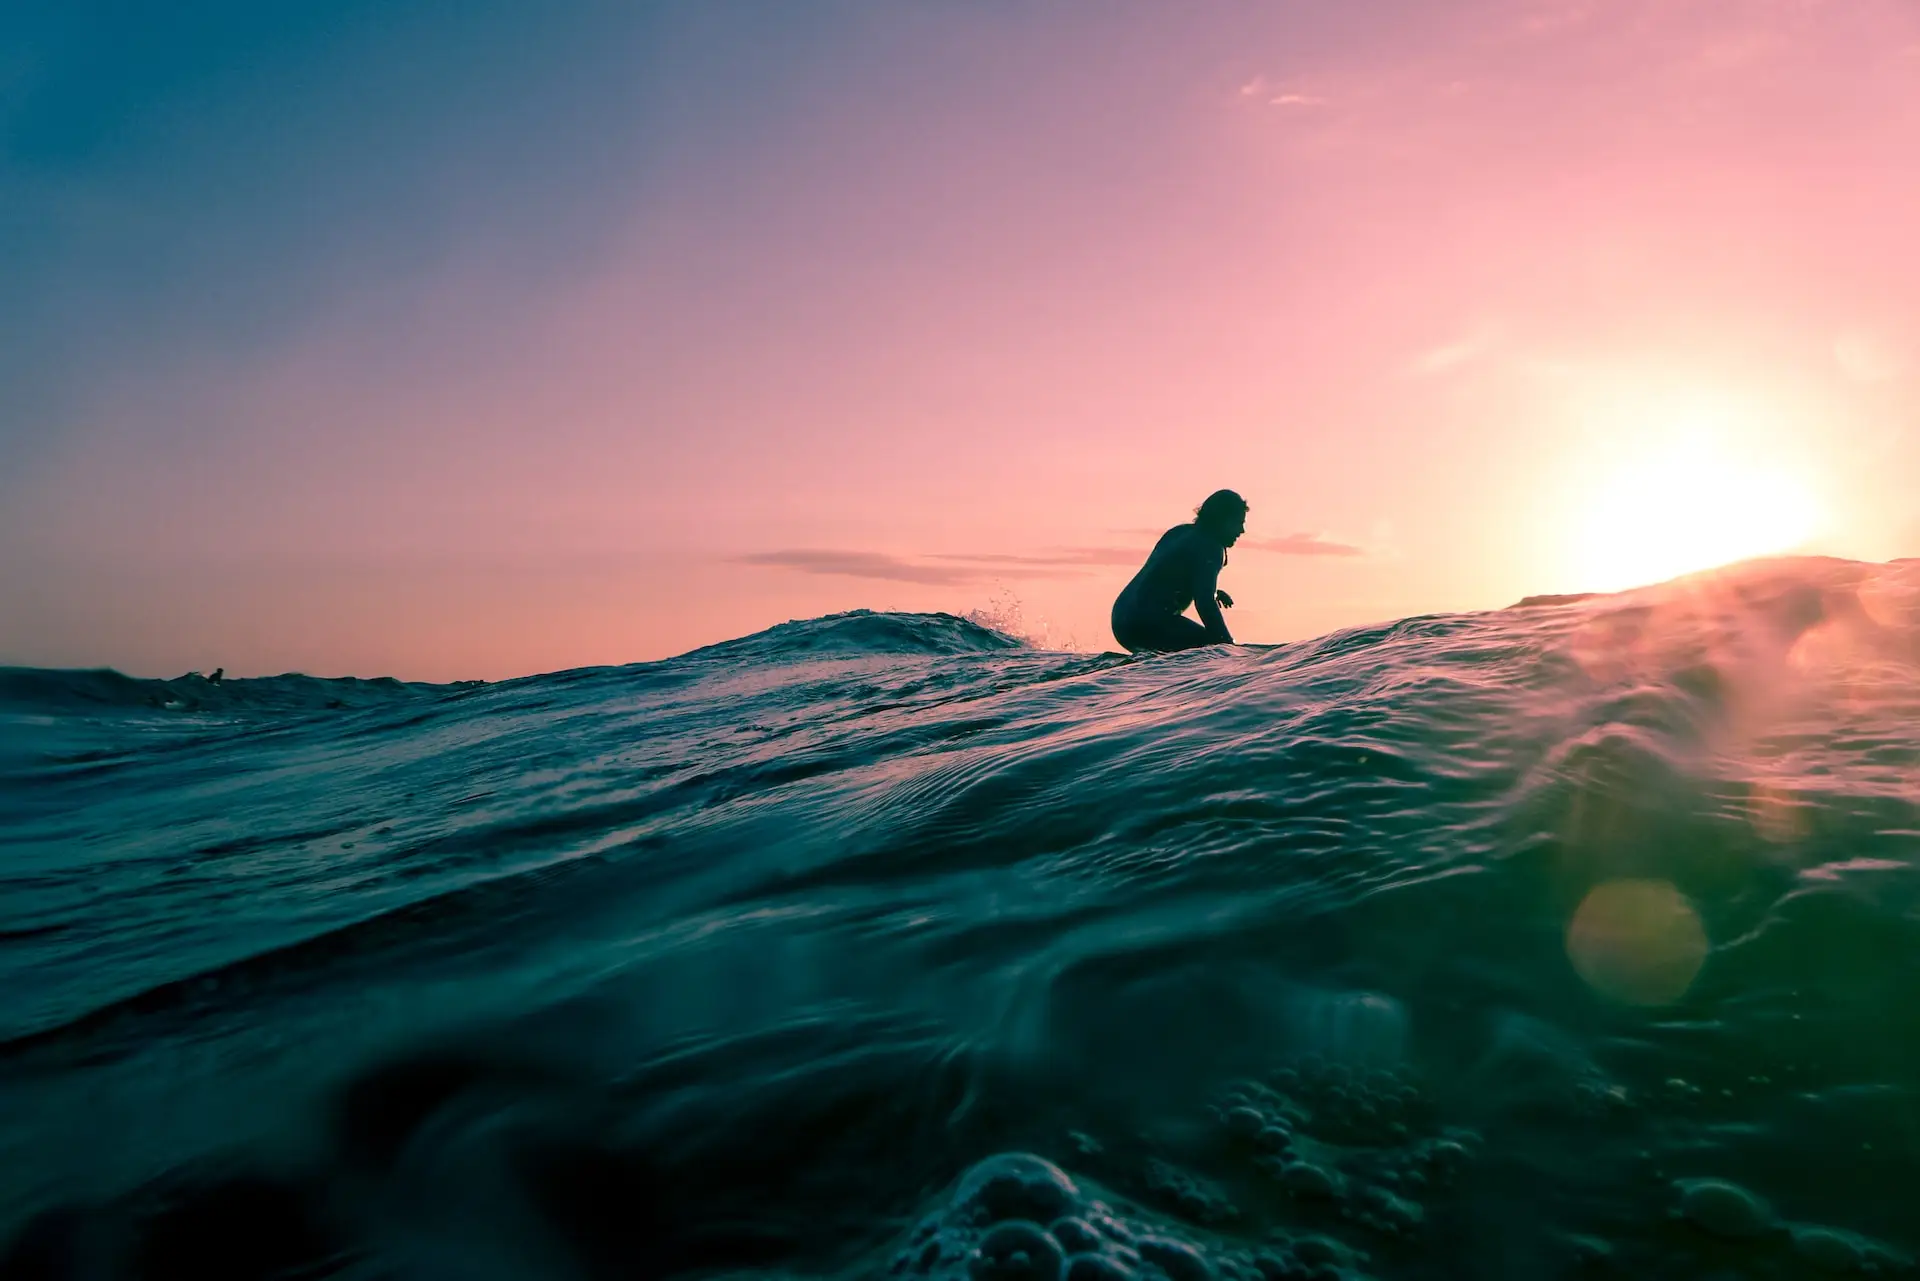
[3,575,1919,1280]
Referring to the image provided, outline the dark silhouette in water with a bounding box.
[1111,490,1247,653]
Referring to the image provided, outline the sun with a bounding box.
[1565,399,1822,592]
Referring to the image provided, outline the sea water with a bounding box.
[2,556,1918,1280]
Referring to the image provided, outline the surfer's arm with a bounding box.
[1191,553,1233,644]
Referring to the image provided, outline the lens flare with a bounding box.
[1566,879,1708,1006]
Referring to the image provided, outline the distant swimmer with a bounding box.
[1111,489,1247,654]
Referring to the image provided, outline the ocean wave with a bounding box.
[0,666,473,716]
[680,609,1029,664]
[2,557,1918,1280]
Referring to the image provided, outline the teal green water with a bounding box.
[2,557,1917,1279]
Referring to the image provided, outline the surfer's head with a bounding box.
[1196,489,1248,547]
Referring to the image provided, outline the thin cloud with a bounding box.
[1241,534,1364,557]
[926,547,1138,567]
[1238,75,1327,107]
[736,550,1064,585]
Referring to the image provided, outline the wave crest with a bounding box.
[679,609,1027,664]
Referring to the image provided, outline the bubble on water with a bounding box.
[1065,1254,1137,1281]
[1223,1106,1266,1140]
[1298,1236,1350,1267]
[1352,1184,1423,1236]
[1050,1218,1105,1256]
[1567,879,1708,1006]
[1278,1162,1338,1199]
[1250,1251,1295,1281]
[1137,1236,1213,1281]
[972,1221,1066,1281]
[1789,1223,1912,1274]
[1143,1159,1237,1224]
[903,1151,1293,1281]
[1675,1178,1772,1239]
[1253,1125,1293,1155]
[1792,1225,1867,1272]
[956,1154,1081,1226]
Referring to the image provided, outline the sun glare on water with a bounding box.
[1566,405,1822,593]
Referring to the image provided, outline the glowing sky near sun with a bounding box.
[3,0,1917,679]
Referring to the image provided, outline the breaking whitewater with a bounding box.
[3,555,1919,1280]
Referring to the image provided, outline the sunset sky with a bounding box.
[4,1,1917,680]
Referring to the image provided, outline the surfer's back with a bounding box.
[1116,524,1214,618]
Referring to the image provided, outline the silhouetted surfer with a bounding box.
[1111,489,1246,653]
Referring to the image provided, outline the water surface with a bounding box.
[4,557,1918,1279]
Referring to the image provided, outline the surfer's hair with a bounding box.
[1196,489,1248,533]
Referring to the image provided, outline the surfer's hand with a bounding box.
[1215,590,1234,609]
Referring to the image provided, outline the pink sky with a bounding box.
[3,0,1917,679]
